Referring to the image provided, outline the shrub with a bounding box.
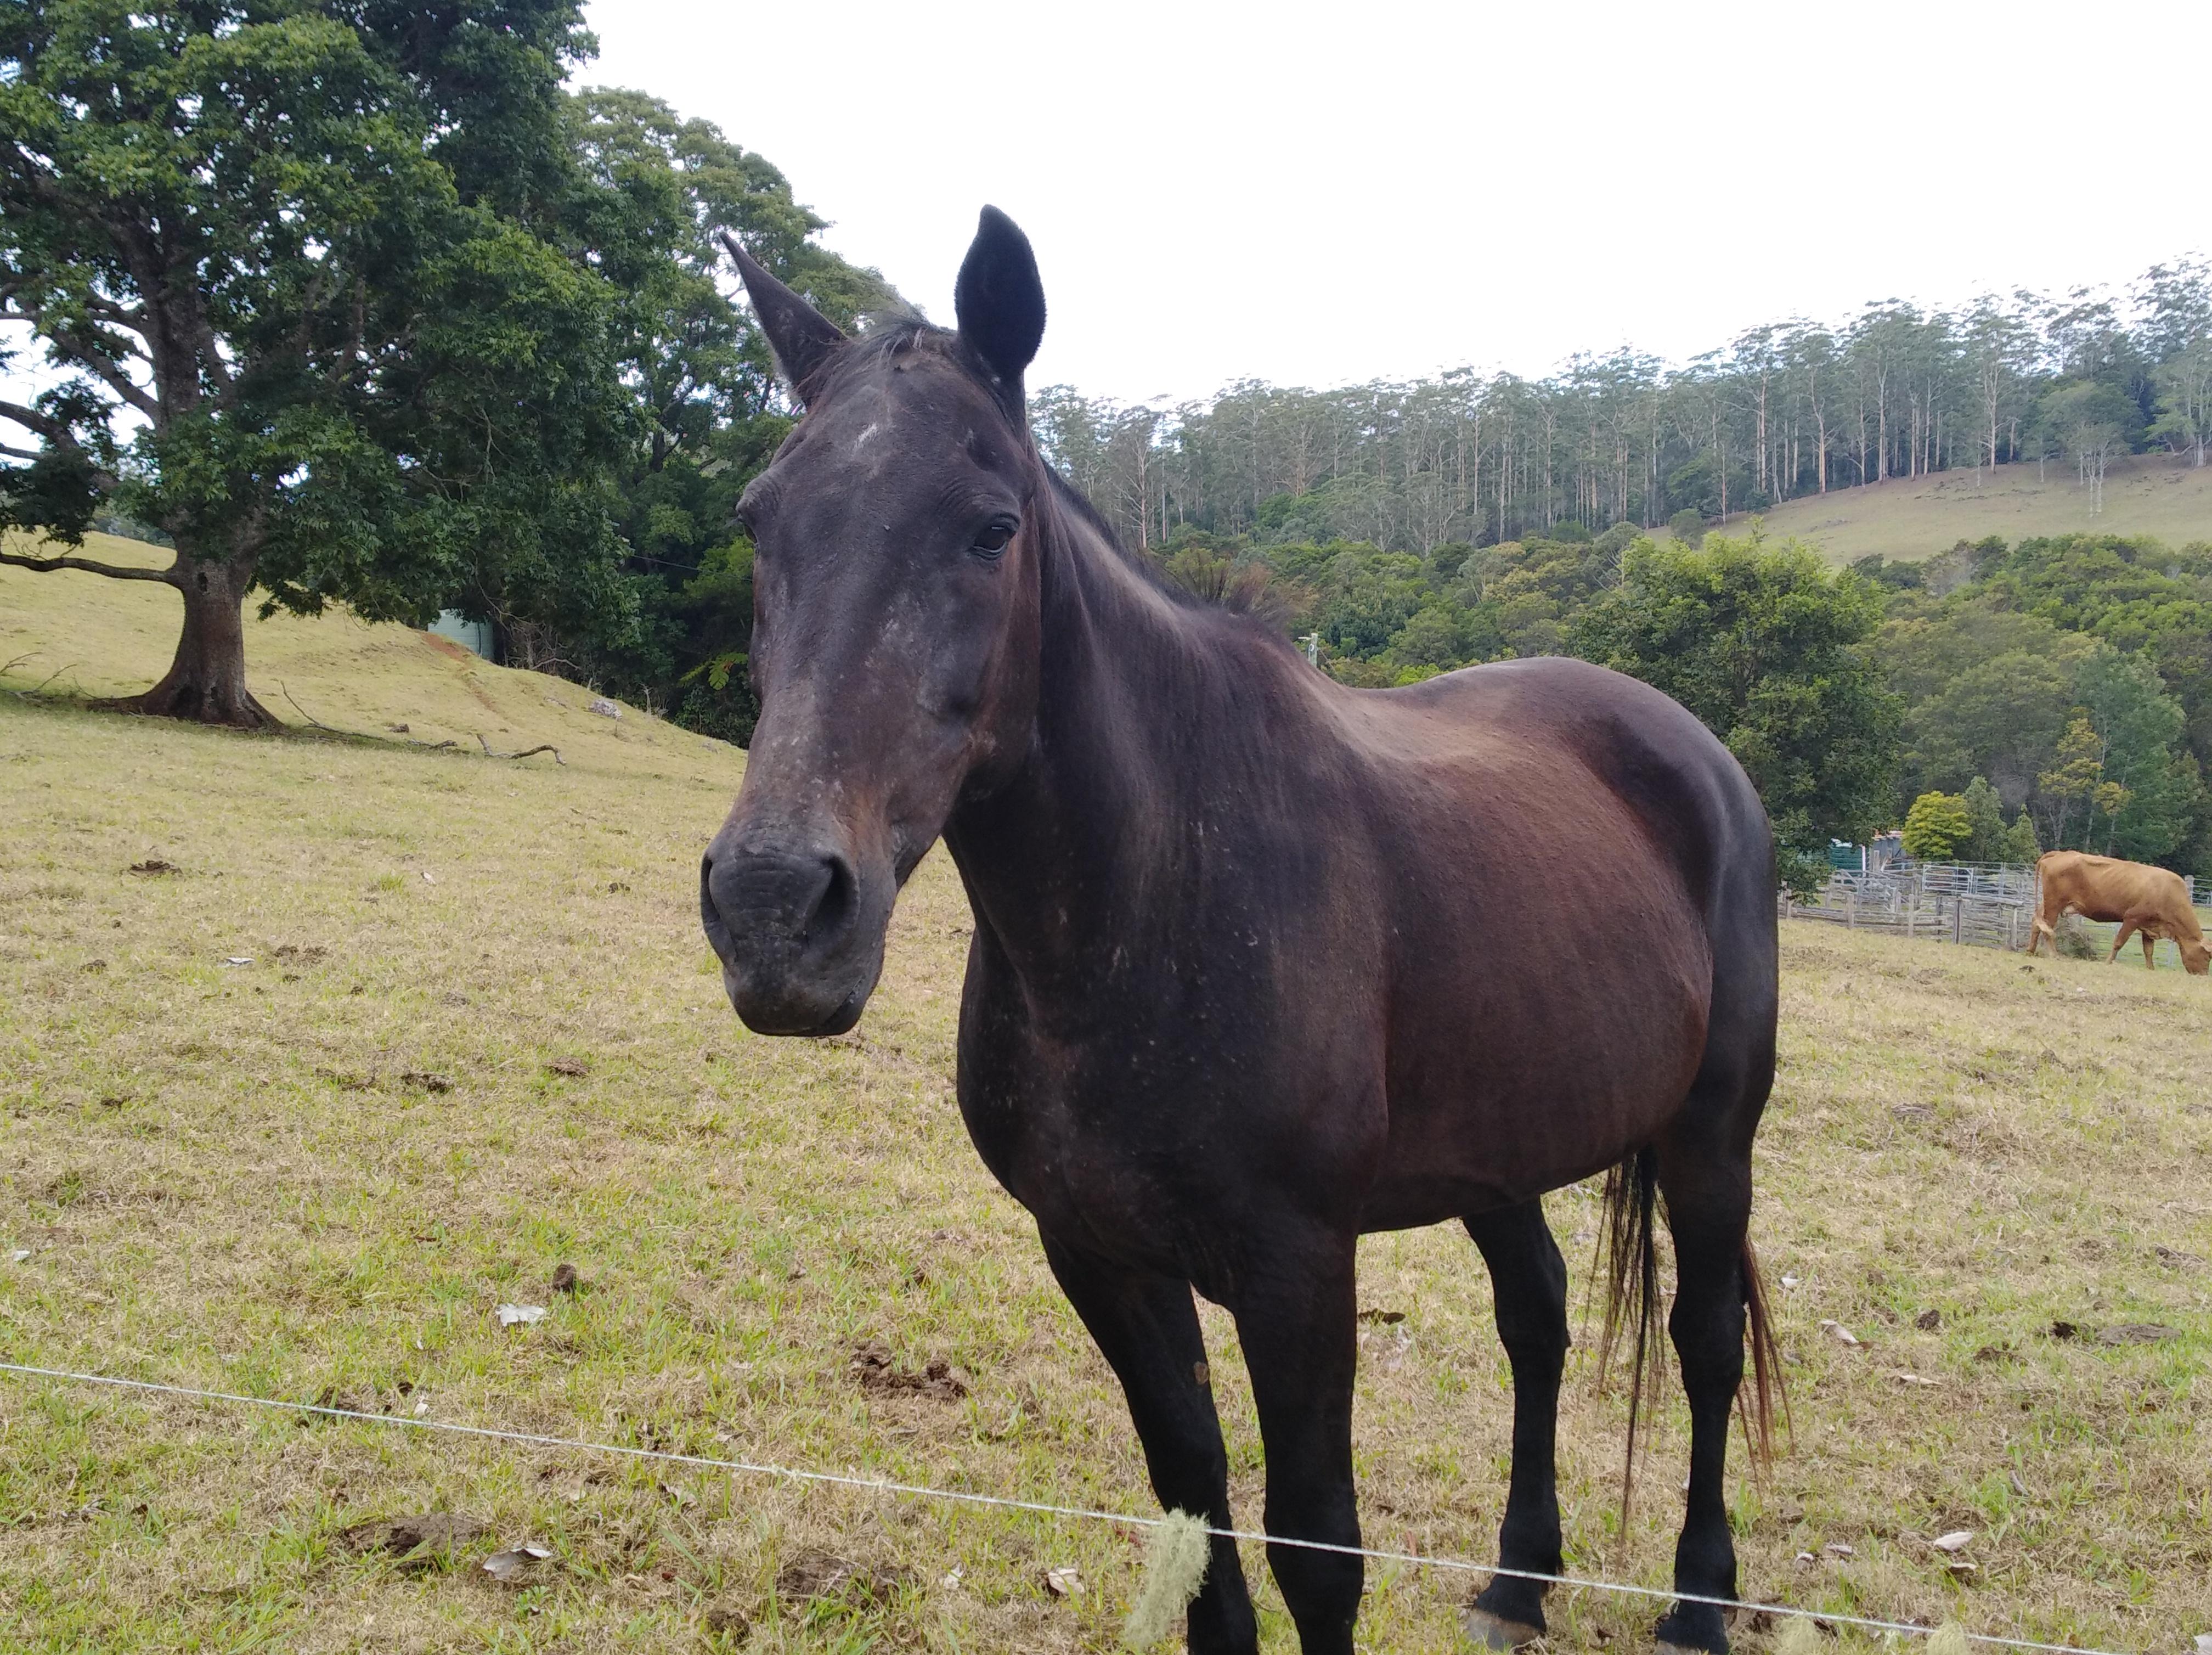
[1903,791,1972,861]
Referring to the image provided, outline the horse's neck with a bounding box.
[943,487,1224,965]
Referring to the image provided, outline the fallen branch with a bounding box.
[14,660,80,699]
[278,682,454,751]
[476,733,563,764]
[279,682,340,734]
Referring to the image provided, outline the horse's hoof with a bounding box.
[1653,1602,1730,1654]
[1461,1606,1544,1650]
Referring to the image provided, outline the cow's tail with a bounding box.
[1596,1147,1786,1530]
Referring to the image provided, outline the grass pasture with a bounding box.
[1673,453,2212,564]
[1,668,2209,1650]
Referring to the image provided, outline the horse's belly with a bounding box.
[1364,925,1712,1228]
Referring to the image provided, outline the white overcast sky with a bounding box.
[583,0,2212,406]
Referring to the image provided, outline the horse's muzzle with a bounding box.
[700,839,880,1035]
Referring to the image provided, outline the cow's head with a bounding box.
[2182,934,2210,975]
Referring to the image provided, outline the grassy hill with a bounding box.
[1691,452,2212,562]
[1,534,2209,1651]
[1,528,726,779]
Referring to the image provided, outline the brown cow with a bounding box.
[2023,850,2211,973]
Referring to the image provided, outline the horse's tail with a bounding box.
[1596,1149,1788,1529]
[1740,1234,1786,1468]
[1595,1145,1663,1529]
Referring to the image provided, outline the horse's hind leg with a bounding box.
[1459,1200,1568,1648]
[1038,1230,1259,1655]
[1650,1139,1753,1654]
[1651,958,1777,1652]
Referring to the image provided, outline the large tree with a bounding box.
[0,1,631,726]
[1570,531,1900,872]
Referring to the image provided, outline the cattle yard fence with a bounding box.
[1779,860,2207,963]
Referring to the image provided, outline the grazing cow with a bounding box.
[2024,850,2210,973]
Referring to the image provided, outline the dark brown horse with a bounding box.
[701,209,1781,1655]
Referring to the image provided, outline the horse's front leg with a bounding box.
[1460,1200,1569,1648]
[1228,1231,1363,1655]
[1038,1229,1259,1655]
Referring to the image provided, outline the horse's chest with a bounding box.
[953,1014,1282,1278]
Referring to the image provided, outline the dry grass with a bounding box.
[1,650,2208,1651]
[1657,452,2212,564]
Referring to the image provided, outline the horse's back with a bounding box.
[1362,656,1768,890]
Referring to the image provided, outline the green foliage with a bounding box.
[1958,776,2008,862]
[1903,792,1973,861]
[546,89,895,722]
[1380,604,1472,672]
[2067,648,2203,860]
[0,0,635,686]
[1034,254,2209,567]
[1850,553,1925,592]
[1571,532,1900,857]
[677,652,760,748]
[1866,532,2212,870]
[1776,847,1835,902]
[1429,542,1476,580]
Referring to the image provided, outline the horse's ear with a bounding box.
[954,206,1045,403]
[720,232,845,397]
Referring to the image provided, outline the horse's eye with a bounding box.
[971,517,1017,559]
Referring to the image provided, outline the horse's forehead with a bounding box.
[804,360,1011,475]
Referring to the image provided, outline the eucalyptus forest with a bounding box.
[1031,269,2212,558]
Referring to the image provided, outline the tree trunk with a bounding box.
[114,550,274,728]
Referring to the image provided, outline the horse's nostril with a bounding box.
[699,853,735,956]
[804,855,856,947]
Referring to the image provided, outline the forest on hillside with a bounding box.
[1032,265,2212,560]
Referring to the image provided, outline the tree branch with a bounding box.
[41,330,158,420]
[477,733,565,764]
[0,397,71,442]
[0,549,179,584]
[83,294,149,336]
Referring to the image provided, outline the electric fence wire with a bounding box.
[0,1360,2134,1655]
